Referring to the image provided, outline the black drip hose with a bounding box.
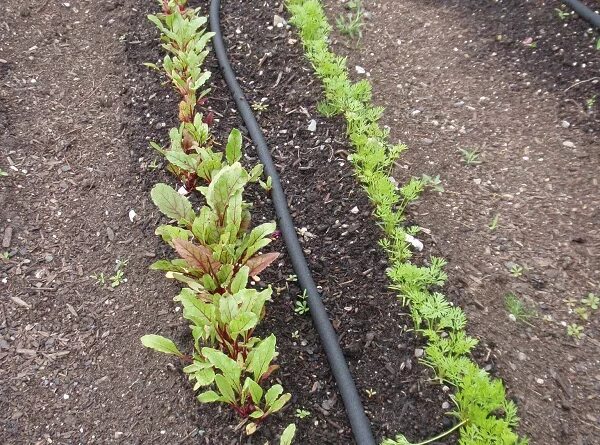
[209,1,376,444]
[562,0,600,28]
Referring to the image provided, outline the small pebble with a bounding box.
[414,348,424,358]
[562,141,575,148]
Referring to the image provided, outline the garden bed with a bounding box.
[2,0,598,444]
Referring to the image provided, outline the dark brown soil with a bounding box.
[0,0,465,444]
[322,0,600,444]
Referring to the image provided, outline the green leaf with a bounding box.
[191,207,219,245]
[230,266,249,293]
[205,163,248,221]
[151,183,195,225]
[172,238,221,274]
[164,271,204,291]
[201,347,241,383]
[149,259,187,273]
[237,287,272,317]
[249,163,264,181]
[247,335,277,381]
[280,424,297,445]
[243,377,264,406]
[225,128,243,164]
[214,373,237,404]
[267,392,291,414]
[225,190,243,233]
[155,225,192,244]
[264,383,284,407]
[140,334,183,357]
[238,222,276,261]
[229,312,259,338]
[245,252,280,276]
[218,295,239,325]
[193,367,216,387]
[165,151,198,172]
[197,390,221,403]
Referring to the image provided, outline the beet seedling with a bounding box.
[142,0,290,432]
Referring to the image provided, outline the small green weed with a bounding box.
[567,323,583,339]
[295,408,311,419]
[148,158,161,171]
[421,174,444,193]
[509,264,524,277]
[582,292,599,310]
[572,292,599,322]
[555,8,571,21]
[0,168,8,177]
[336,0,363,39]
[505,292,536,324]
[109,269,126,287]
[252,101,269,113]
[459,148,481,165]
[574,306,590,321]
[565,293,598,338]
[489,214,499,231]
[294,290,309,315]
[365,388,376,398]
[586,95,597,110]
[109,259,128,287]
[91,272,106,286]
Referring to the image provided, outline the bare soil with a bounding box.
[323,0,600,444]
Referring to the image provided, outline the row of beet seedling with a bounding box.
[140,0,295,441]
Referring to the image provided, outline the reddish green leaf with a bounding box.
[172,238,220,274]
[245,252,280,277]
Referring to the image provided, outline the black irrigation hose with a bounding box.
[562,0,600,28]
[209,1,376,444]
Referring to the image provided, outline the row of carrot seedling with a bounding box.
[286,0,527,444]
[140,0,295,441]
